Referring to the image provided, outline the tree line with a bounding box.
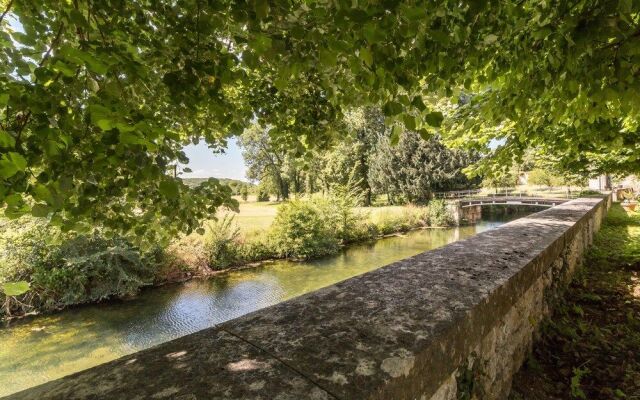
[239,108,481,205]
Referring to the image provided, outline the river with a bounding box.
[0,210,534,397]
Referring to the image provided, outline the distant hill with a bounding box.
[181,177,254,194]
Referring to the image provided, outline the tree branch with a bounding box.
[0,0,14,26]
[40,22,65,67]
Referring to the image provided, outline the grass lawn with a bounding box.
[218,198,281,231]
[218,197,422,232]
[510,204,640,399]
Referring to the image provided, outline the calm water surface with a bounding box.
[0,212,530,396]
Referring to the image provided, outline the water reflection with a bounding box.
[0,212,528,396]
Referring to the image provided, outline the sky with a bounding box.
[181,138,248,181]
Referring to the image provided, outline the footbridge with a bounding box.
[459,196,568,208]
[447,196,569,224]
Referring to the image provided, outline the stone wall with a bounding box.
[6,197,611,400]
[446,201,482,225]
[462,205,482,224]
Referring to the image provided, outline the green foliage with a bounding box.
[1,281,29,296]
[369,204,452,235]
[482,170,517,190]
[203,215,241,269]
[370,131,480,203]
[239,125,302,200]
[0,218,159,316]
[240,186,249,201]
[328,170,370,241]
[578,190,602,197]
[570,367,590,399]
[30,235,158,310]
[3,1,636,239]
[373,210,415,235]
[183,178,253,197]
[269,199,341,259]
[318,107,382,206]
[427,199,452,226]
[527,168,562,188]
[256,186,270,202]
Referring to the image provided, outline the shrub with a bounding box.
[159,235,208,281]
[341,215,378,243]
[427,199,453,226]
[256,188,270,202]
[578,189,603,197]
[373,209,411,235]
[401,205,429,228]
[203,215,241,269]
[31,236,158,310]
[236,228,277,263]
[269,199,340,259]
[371,206,429,235]
[0,218,160,317]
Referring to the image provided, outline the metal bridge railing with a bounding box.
[434,187,588,200]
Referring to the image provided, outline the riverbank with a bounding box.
[509,204,640,399]
[0,214,526,397]
[1,199,454,321]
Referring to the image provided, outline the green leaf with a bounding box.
[159,180,179,199]
[418,128,431,140]
[403,114,418,131]
[359,47,373,67]
[618,0,632,13]
[483,34,498,45]
[411,96,426,111]
[255,0,269,20]
[89,104,115,131]
[2,281,30,296]
[319,49,338,67]
[251,34,272,54]
[425,111,444,127]
[0,131,16,148]
[52,60,76,77]
[31,183,53,204]
[390,125,403,145]
[383,101,403,116]
[31,203,50,217]
[0,152,27,179]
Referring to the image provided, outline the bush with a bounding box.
[256,188,270,202]
[269,199,341,259]
[341,215,378,243]
[373,209,412,235]
[31,235,158,310]
[236,228,277,263]
[578,189,603,197]
[371,206,430,235]
[427,199,453,226]
[0,218,160,317]
[203,215,241,269]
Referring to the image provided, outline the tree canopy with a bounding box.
[1,0,638,240]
